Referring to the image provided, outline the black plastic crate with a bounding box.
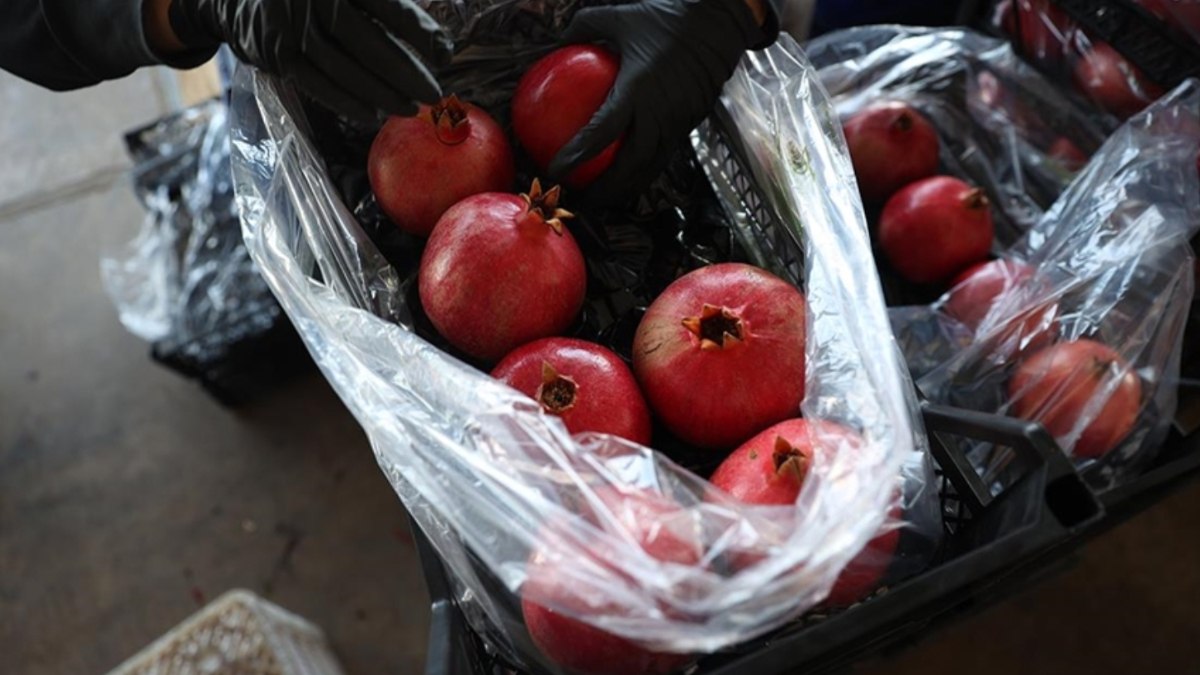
[399,104,1200,674]
[121,103,314,407]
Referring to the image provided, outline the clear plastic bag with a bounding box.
[989,0,1173,120]
[804,25,1109,248]
[101,99,309,404]
[897,81,1200,492]
[227,25,938,664]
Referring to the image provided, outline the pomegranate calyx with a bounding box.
[535,361,578,413]
[964,187,990,211]
[892,110,915,133]
[429,95,471,145]
[771,436,809,484]
[682,304,745,351]
[520,179,574,234]
[1090,356,1119,381]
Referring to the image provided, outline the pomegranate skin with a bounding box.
[419,184,586,362]
[514,45,622,189]
[492,338,653,445]
[633,263,807,450]
[710,419,899,607]
[521,487,699,675]
[1047,137,1089,171]
[879,176,994,285]
[368,97,515,237]
[945,259,1059,358]
[1073,42,1165,119]
[1008,339,1143,459]
[842,102,940,203]
[1013,0,1075,67]
[946,260,1034,331]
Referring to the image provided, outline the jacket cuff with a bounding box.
[40,0,216,82]
[750,0,783,49]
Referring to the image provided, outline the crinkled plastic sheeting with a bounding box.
[988,0,1189,120]
[806,25,1108,248]
[228,29,935,664]
[895,81,1200,492]
[100,100,283,367]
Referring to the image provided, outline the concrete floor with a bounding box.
[1,69,1198,675]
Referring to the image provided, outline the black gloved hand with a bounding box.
[169,0,453,121]
[548,0,770,201]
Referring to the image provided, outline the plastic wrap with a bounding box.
[228,24,938,662]
[805,25,1108,249]
[896,81,1200,491]
[988,0,1187,120]
[101,100,309,403]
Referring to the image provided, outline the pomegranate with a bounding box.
[878,176,994,285]
[710,419,900,606]
[1013,0,1075,67]
[1008,339,1143,459]
[1047,137,1089,171]
[419,180,586,361]
[521,487,699,675]
[945,259,1059,359]
[842,102,940,203]
[632,263,807,449]
[1073,42,1165,119]
[492,338,653,445]
[368,95,515,237]
[513,45,622,189]
[946,260,1034,330]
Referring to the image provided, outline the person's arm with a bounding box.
[2,0,451,122]
[0,0,194,91]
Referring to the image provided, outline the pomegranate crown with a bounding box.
[535,361,578,413]
[682,304,745,351]
[772,436,809,483]
[429,94,470,145]
[519,179,574,235]
[892,109,915,132]
[963,186,989,210]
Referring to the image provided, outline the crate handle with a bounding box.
[920,400,1090,522]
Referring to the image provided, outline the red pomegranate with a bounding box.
[1073,42,1165,119]
[1013,0,1076,67]
[492,338,653,445]
[709,419,899,606]
[946,260,1035,330]
[513,45,622,189]
[1008,339,1143,459]
[842,102,940,204]
[945,259,1059,359]
[419,180,586,361]
[879,176,994,285]
[521,487,699,675]
[368,95,515,237]
[1047,137,1089,171]
[633,263,807,450]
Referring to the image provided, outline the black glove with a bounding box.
[548,0,773,200]
[169,0,453,121]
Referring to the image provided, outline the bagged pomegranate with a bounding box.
[893,82,1200,491]
[805,25,1107,248]
[229,23,940,666]
[987,0,1186,121]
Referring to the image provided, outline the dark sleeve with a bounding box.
[0,0,216,92]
